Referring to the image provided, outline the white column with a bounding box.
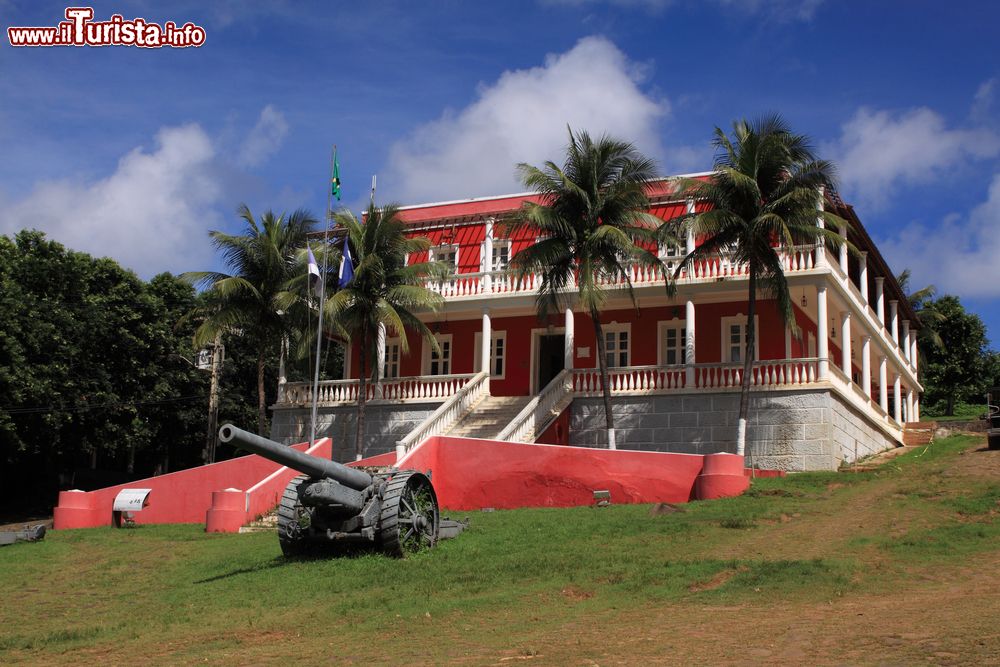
[893,373,902,425]
[841,311,852,378]
[564,307,575,370]
[685,299,696,386]
[483,217,494,294]
[858,252,869,305]
[838,224,848,276]
[815,186,826,268]
[875,277,885,327]
[911,337,919,372]
[902,320,911,365]
[481,308,492,376]
[861,335,871,400]
[906,388,914,425]
[817,285,829,380]
[890,300,899,345]
[913,394,920,421]
[376,322,386,381]
[685,198,696,255]
[879,356,888,415]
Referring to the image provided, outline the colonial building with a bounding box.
[271,175,922,471]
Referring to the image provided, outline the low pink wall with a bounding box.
[53,439,329,530]
[399,436,748,510]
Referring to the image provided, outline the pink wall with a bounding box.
[398,436,748,510]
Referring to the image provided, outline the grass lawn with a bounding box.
[2,435,999,665]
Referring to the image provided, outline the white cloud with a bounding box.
[1,124,223,277]
[382,36,669,203]
[972,78,997,122]
[883,173,1000,298]
[830,106,1000,209]
[237,104,289,167]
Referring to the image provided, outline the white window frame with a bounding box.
[422,334,453,376]
[430,244,459,273]
[473,330,507,379]
[383,337,401,380]
[486,239,511,273]
[602,322,631,369]
[657,320,687,366]
[720,315,760,364]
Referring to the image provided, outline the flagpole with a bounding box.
[310,144,337,446]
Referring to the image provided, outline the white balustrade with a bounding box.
[497,369,574,443]
[397,370,490,453]
[572,365,687,395]
[276,373,475,406]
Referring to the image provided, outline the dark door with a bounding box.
[536,334,565,392]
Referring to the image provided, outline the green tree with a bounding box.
[507,128,666,450]
[897,269,945,371]
[184,205,318,435]
[922,295,990,415]
[672,115,845,457]
[326,202,444,459]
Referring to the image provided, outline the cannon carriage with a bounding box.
[219,425,440,556]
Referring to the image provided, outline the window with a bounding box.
[491,240,510,272]
[383,339,401,379]
[430,245,458,273]
[720,315,760,363]
[604,324,630,368]
[658,321,687,366]
[474,331,507,378]
[658,242,683,259]
[423,334,452,376]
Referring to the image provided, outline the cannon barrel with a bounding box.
[218,425,373,490]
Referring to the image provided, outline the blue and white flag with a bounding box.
[306,246,323,297]
[338,234,354,289]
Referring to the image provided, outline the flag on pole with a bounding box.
[331,151,342,201]
[338,234,354,289]
[306,246,322,297]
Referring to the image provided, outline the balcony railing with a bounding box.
[277,373,475,406]
[424,245,819,299]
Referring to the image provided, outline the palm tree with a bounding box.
[325,202,445,460]
[507,128,667,450]
[897,268,945,369]
[671,114,846,458]
[184,204,319,435]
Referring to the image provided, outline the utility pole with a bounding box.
[203,333,223,464]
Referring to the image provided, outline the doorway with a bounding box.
[536,334,565,393]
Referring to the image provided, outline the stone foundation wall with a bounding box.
[569,388,902,472]
[270,402,441,463]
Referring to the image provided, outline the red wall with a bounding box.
[398,436,748,509]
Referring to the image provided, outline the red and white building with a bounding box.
[272,175,921,471]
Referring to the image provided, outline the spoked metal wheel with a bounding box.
[379,471,439,557]
[277,475,315,556]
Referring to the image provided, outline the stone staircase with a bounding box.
[903,421,937,446]
[443,395,534,440]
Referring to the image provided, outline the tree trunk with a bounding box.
[737,264,757,460]
[946,393,955,417]
[592,307,616,450]
[204,333,222,464]
[257,350,267,436]
[355,335,368,461]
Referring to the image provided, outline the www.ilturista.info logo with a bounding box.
[7,7,206,48]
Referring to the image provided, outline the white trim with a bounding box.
[482,238,511,272]
[383,337,401,380]
[656,318,687,366]
[430,244,459,272]
[720,314,760,363]
[421,334,454,376]
[473,330,507,379]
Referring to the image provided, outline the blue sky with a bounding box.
[2,1,999,344]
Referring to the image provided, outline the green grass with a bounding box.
[0,434,994,664]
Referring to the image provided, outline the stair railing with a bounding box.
[395,370,490,459]
[497,369,574,443]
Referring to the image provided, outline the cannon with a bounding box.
[218,425,439,557]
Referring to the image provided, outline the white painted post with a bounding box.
[817,285,829,380]
[911,336,919,372]
[879,356,889,415]
[906,388,914,425]
[481,308,492,390]
[913,394,920,421]
[685,198,696,255]
[893,373,903,425]
[483,217,494,294]
[858,251,868,305]
[861,335,871,400]
[902,320,911,366]
[685,299,696,386]
[838,224,848,276]
[841,311,852,378]
[564,307,575,370]
[875,277,885,327]
[815,186,826,268]
[890,300,899,345]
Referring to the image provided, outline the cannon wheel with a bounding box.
[379,471,439,557]
[277,475,314,556]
